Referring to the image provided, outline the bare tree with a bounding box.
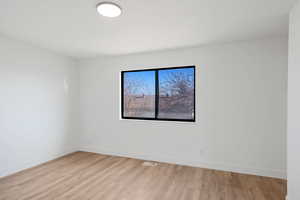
[159,71,194,114]
[124,78,154,116]
[124,79,138,115]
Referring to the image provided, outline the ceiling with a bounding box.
[0,0,297,58]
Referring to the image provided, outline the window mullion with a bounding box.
[155,70,159,119]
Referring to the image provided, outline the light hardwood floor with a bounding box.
[0,151,286,200]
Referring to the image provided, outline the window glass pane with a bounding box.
[123,70,155,118]
[158,68,195,120]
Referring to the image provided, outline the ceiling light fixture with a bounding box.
[96,2,122,18]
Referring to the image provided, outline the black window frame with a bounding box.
[121,65,196,122]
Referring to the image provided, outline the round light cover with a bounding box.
[96,2,122,18]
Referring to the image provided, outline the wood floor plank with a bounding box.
[0,153,106,200]
[0,152,88,190]
[0,152,286,200]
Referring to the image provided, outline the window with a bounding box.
[121,66,195,122]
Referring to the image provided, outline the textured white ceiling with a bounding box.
[0,0,296,58]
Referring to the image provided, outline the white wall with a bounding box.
[0,34,287,180]
[288,1,300,199]
[0,35,79,177]
[79,37,288,178]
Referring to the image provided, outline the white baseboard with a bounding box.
[80,145,286,179]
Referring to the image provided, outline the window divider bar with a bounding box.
[155,70,159,119]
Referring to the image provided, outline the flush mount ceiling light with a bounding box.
[96,2,122,18]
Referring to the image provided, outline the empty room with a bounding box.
[0,0,300,199]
